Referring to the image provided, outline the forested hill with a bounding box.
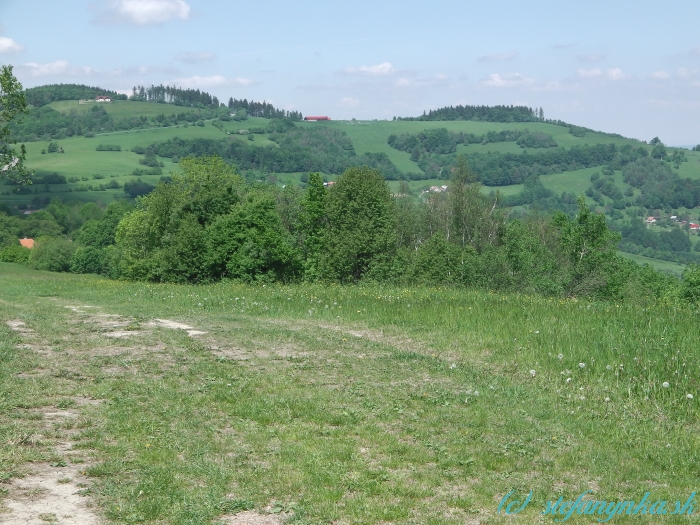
[25,84,128,107]
[25,83,301,120]
[129,84,302,120]
[400,104,542,122]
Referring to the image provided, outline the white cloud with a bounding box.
[18,60,97,78]
[691,48,700,56]
[606,68,627,80]
[649,71,669,79]
[677,67,691,78]
[0,36,24,54]
[174,75,228,88]
[173,75,255,88]
[478,51,517,62]
[577,53,606,63]
[435,73,448,80]
[482,73,534,87]
[577,68,603,78]
[174,51,216,63]
[340,62,396,76]
[339,97,360,108]
[96,0,191,25]
[396,78,411,87]
[577,67,627,80]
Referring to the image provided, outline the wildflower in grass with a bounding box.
[606,365,612,370]
[530,369,536,377]
[558,354,563,360]
[566,378,572,383]
[605,397,610,402]
[449,363,457,369]
[662,382,670,388]
[578,363,585,369]
[687,394,694,400]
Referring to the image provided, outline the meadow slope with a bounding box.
[1,264,699,524]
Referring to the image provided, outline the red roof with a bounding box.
[19,238,35,248]
[304,116,330,121]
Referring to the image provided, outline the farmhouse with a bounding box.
[645,216,657,225]
[95,95,112,102]
[690,223,700,231]
[304,116,330,121]
[19,238,35,249]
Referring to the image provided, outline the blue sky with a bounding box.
[2,0,700,144]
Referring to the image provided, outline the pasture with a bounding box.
[1,264,699,524]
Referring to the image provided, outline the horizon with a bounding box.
[2,0,700,146]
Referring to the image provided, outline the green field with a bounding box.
[1,263,699,524]
[618,251,688,276]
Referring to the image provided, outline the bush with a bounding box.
[70,246,104,274]
[131,146,146,154]
[0,244,31,263]
[681,264,700,303]
[96,144,122,151]
[29,238,76,272]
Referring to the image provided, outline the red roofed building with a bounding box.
[19,238,35,249]
[304,116,330,121]
[95,95,112,102]
[690,223,700,230]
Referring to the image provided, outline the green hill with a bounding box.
[5,96,700,273]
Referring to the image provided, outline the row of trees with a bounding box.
[129,85,302,120]
[399,105,543,122]
[388,128,558,158]
[3,153,700,302]
[147,127,404,178]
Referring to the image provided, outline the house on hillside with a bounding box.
[19,238,35,249]
[690,223,700,231]
[304,116,330,121]
[95,95,112,102]
[645,216,657,225]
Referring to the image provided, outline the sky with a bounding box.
[2,0,700,145]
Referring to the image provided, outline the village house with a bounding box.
[19,238,35,249]
[95,95,112,102]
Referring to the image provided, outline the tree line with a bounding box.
[4,154,700,304]
[148,126,403,178]
[129,85,302,120]
[388,128,558,158]
[398,105,542,122]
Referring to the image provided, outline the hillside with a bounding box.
[1,264,699,524]
[4,96,700,272]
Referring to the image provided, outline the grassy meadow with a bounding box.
[1,263,700,524]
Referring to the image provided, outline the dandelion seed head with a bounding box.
[687,394,694,400]
[578,363,586,369]
[662,382,670,388]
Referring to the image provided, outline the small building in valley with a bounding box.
[95,95,112,102]
[19,238,35,249]
[304,116,330,121]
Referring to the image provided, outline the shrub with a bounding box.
[681,264,700,303]
[0,244,31,263]
[70,246,104,274]
[29,238,76,272]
